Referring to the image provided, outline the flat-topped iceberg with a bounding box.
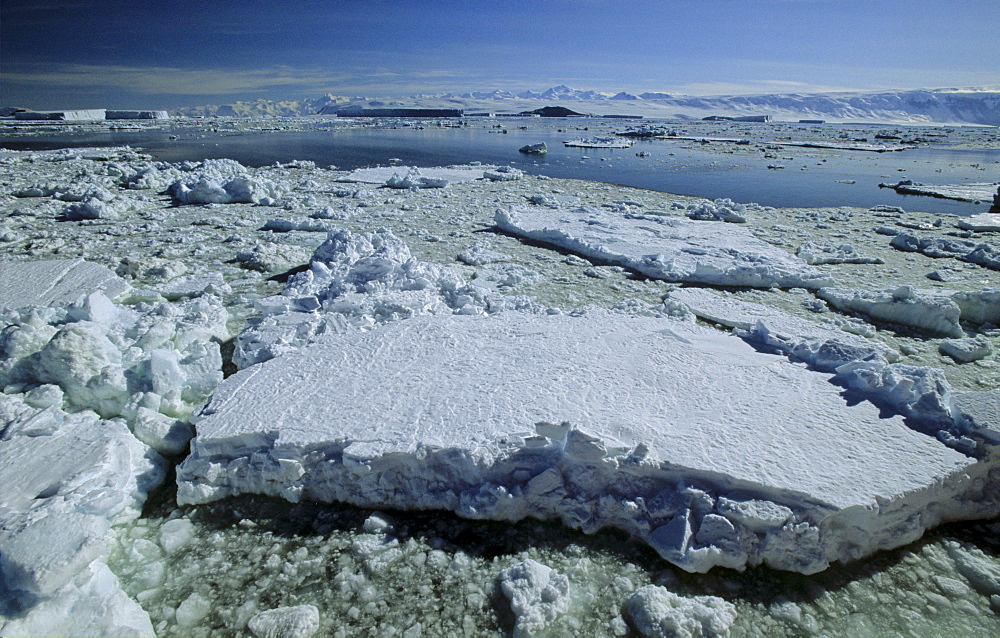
[495,206,837,289]
[177,310,992,575]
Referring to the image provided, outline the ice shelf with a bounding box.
[177,311,993,574]
[0,258,131,311]
[495,206,837,289]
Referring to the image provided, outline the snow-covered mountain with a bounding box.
[171,86,1000,125]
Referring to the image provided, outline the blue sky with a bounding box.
[2,0,997,110]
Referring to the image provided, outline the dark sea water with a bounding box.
[3,119,998,215]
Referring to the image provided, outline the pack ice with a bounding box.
[1,259,230,634]
[494,205,837,289]
[177,301,994,575]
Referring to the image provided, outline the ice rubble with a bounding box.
[177,305,994,575]
[891,232,1000,270]
[232,228,548,369]
[816,286,1000,338]
[340,165,492,185]
[623,585,736,638]
[497,560,570,637]
[563,136,633,149]
[0,259,130,311]
[495,205,837,289]
[0,259,233,633]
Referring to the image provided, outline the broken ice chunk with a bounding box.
[498,559,570,638]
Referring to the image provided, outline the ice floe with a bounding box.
[177,308,991,574]
[958,212,1000,232]
[880,180,999,203]
[665,288,899,371]
[891,232,1000,270]
[495,205,837,288]
[563,136,633,149]
[623,585,737,638]
[796,241,883,265]
[816,286,1000,337]
[0,258,131,312]
[232,228,548,368]
[339,165,491,185]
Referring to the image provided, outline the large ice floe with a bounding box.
[494,205,837,289]
[177,228,998,577]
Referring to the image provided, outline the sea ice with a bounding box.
[340,165,490,185]
[247,605,320,638]
[0,258,131,312]
[939,336,993,363]
[497,560,570,637]
[623,585,736,638]
[890,232,1000,270]
[817,286,999,337]
[495,206,837,289]
[686,198,747,223]
[958,212,1000,232]
[177,310,990,574]
[796,241,883,265]
[880,180,999,203]
[665,288,899,371]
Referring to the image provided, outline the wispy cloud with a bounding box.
[0,64,349,96]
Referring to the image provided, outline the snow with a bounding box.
[340,165,491,185]
[816,286,1000,337]
[563,136,633,149]
[623,585,736,638]
[176,309,987,574]
[247,605,320,638]
[231,227,548,369]
[891,232,1000,270]
[497,560,570,637]
[0,258,131,311]
[495,205,837,289]
[881,181,999,203]
[796,241,883,265]
[665,288,899,371]
[959,212,1000,232]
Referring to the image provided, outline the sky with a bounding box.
[1,0,998,110]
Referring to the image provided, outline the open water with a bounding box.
[3,118,998,216]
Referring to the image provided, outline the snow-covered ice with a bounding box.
[177,309,989,574]
[339,165,491,185]
[665,287,899,371]
[881,181,999,203]
[959,212,1000,232]
[563,136,633,149]
[623,585,737,638]
[0,258,130,311]
[497,560,570,637]
[817,286,1000,337]
[495,205,837,289]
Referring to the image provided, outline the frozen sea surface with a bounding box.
[0,137,998,636]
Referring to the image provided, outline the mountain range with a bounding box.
[172,85,1000,126]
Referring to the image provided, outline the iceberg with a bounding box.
[176,310,991,575]
[495,206,837,289]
